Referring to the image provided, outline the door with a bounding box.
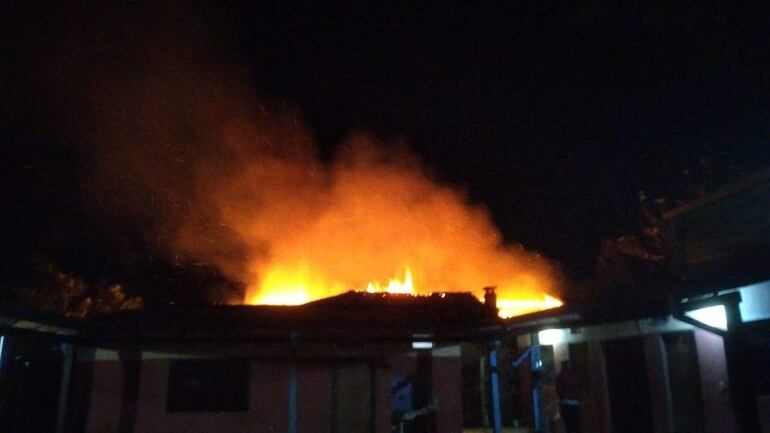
[602,337,654,433]
[333,362,373,433]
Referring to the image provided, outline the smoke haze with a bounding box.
[14,2,561,304]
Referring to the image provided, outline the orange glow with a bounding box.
[229,143,563,317]
[75,26,563,318]
[248,263,344,305]
[248,263,562,318]
[495,295,563,318]
[366,268,414,294]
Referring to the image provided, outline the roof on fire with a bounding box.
[83,291,503,344]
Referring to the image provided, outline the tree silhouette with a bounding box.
[3,260,143,318]
[594,158,750,290]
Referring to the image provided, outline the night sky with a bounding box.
[3,2,770,297]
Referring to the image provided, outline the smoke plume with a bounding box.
[21,2,561,306]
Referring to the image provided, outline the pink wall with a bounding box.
[86,358,124,433]
[86,359,300,433]
[87,358,393,433]
[587,340,612,433]
[129,360,290,433]
[644,335,673,433]
[374,366,392,433]
[297,365,332,433]
[391,354,417,378]
[758,394,770,433]
[694,329,735,433]
[391,350,463,433]
[86,351,463,433]
[432,357,463,433]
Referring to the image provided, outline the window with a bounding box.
[167,359,250,412]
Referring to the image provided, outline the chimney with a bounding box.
[483,286,497,312]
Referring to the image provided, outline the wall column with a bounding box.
[644,335,673,433]
[694,329,735,433]
[117,349,142,433]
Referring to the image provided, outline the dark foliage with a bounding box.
[2,260,144,318]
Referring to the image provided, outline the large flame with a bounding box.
[496,294,563,318]
[250,267,416,304]
[249,263,561,318]
[223,141,563,318]
[366,268,415,295]
[68,8,563,317]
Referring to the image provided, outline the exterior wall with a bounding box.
[132,360,290,433]
[562,317,693,343]
[390,352,416,379]
[84,349,432,433]
[432,347,463,433]
[644,335,673,433]
[694,329,735,433]
[515,342,534,428]
[85,353,344,433]
[86,350,124,433]
[537,319,734,433]
[332,362,373,433]
[390,346,463,433]
[586,340,612,433]
[552,343,569,367]
[373,366,391,433]
[758,394,770,433]
[297,365,332,433]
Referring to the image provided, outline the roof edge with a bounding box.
[663,168,770,220]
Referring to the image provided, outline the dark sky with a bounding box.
[236,2,770,267]
[3,1,770,296]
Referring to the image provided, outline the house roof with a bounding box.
[1,286,685,347]
[85,291,503,344]
[502,288,672,334]
[662,168,770,220]
[0,302,81,338]
[662,168,770,294]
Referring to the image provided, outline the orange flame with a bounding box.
[232,142,562,317]
[366,268,414,294]
[68,10,563,318]
[495,294,563,318]
[248,263,561,318]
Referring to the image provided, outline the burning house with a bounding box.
[83,291,502,433]
[0,95,566,432]
[6,2,770,433]
[3,169,769,433]
[0,290,530,433]
[0,14,570,429]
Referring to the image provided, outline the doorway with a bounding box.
[602,337,654,433]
